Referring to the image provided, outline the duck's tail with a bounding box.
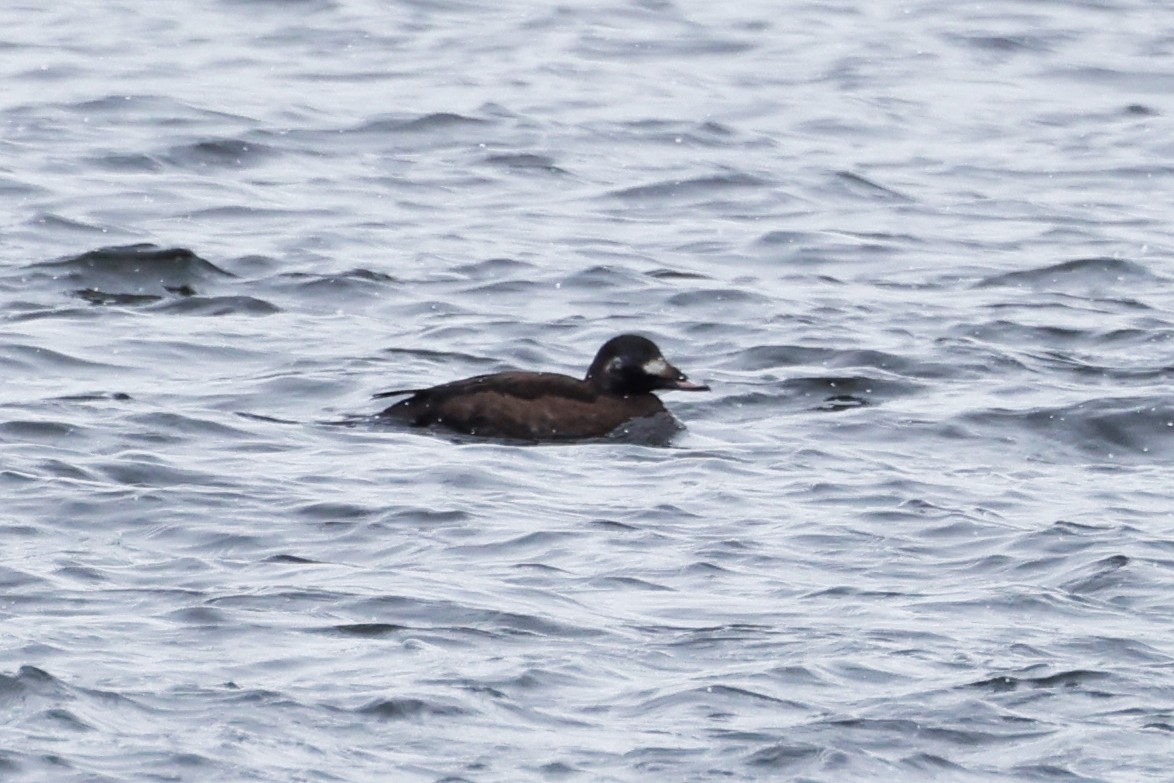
[372,388,420,399]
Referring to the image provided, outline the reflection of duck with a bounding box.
[375,335,709,441]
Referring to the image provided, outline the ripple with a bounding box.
[608,172,768,202]
[968,669,1112,693]
[95,456,230,488]
[351,111,491,135]
[781,375,924,406]
[481,153,569,175]
[730,344,950,379]
[0,344,127,372]
[976,257,1163,291]
[343,595,602,640]
[87,152,165,173]
[273,268,398,295]
[830,170,914,202]
[958,396,1174,459]
[355,697,470,720]
[329,623,409,637]
[30,244,233,290]
[145,295,280,316]
[746,742,823,771]
[450,257,536,280]
[163,138,277,169]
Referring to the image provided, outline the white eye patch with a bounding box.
[642,357,669,376]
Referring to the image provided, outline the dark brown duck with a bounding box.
[375,334,709,440]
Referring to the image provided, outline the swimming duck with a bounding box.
[375,334,708,441]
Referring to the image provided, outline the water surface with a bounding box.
[2,1,1172,781]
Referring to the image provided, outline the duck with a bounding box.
[375,334,708,441]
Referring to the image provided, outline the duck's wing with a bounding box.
[373,372,506,401]
[373,373,507,401]
[374,372,588,402]
[376,371,609,436]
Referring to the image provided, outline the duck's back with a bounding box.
[379,371,667,440]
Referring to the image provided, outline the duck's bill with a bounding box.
[671,377,710,391]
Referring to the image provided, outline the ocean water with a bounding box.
[2,1,1172,781]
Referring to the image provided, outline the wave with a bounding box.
[976,257,1163,290]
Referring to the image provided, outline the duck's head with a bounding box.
[585,334,710,396]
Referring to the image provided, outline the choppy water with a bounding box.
[3,1,1173,781]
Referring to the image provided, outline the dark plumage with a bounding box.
[375,334,709,441]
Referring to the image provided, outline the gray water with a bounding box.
[2,1,1172,781]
